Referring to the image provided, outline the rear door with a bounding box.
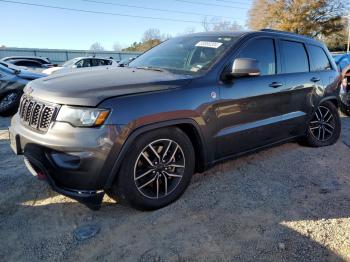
[307,44,338,94]
[277,39,316,137]
[216,37,288,158]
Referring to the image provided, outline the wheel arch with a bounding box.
[319,96,339,109]
[104,119,208,188]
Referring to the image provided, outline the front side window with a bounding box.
[308,45,331,71]
[129,35,238,75]
[281,40,309,73]
[237,38,276,76]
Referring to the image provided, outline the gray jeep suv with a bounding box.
[9,30,341,210]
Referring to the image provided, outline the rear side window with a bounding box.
[13,60,42,68]
[281,40,309,73]
[308,45,331,71]
[238,38,276,75]
[91,59,99,67]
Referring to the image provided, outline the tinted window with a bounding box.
[238,38,276,75]
[91,59,99,67]
[308,45,331,71]
[281,41,309,73]
[100,59,112,66]
[82,59,92,67]
[13,60,41,68]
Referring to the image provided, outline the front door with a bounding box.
[216,37,289,158]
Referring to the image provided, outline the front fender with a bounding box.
[101,118,208,188]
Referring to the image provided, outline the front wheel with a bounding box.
[108,127,195,210]
[304,101,341,147]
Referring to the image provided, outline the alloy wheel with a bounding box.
[309,105,335,142]
[133,139,186,199]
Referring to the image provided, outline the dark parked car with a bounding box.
[333,53,350,115]
[2,56,54,73]
[0,62,46,115]
[5,59,54,73]
[9,30,341,210]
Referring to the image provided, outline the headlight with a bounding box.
[56,106,110,127]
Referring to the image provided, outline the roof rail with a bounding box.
[260,28,311,39]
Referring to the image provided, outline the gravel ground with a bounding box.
[0,115,350,261]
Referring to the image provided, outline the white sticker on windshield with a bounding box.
[195,41,223,48]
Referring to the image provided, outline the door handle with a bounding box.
[310,77,320,82]
[269,82,283,88]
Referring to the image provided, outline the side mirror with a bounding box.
[230,58,260,77]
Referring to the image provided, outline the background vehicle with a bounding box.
[5,59,54,73]
[2,56,54,73]
[0,61,46,115]
[43,57,118,75]
[333,53,350,115]
[2,56,52,65]
[9,30,341,211]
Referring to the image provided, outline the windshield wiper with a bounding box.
[136,66,168,73]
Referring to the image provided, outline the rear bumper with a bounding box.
[9,113,123,209]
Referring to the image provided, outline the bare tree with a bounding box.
[201,17,243,32]
[177,27,197,36]
[112,42,122,51]
[212,21,243,31]
[201,17,211,32]
[89,42,105,51]
[142,28,161,42]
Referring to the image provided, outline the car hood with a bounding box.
[42,67,63,75]
[25,67,193,106]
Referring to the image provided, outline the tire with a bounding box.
[107,127,195,210]
[304,101,341,147]
[0,91,21,116]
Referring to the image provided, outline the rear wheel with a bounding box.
[0,91,21,116]
[304,101,341,147]
[108,127,195,210]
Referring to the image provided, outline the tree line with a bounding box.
[90,0,348,52]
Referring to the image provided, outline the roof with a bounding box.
[184,31,251,37]
[183,29,323,47]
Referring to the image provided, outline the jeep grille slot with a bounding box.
[19,96,58,133]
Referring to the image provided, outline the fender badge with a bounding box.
[25,86,33,95]
[211,91,217,99]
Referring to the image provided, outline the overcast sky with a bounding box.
[0,0,252,50]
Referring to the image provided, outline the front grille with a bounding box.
[19,96,58,133]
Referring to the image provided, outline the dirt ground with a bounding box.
[0,115,350,262]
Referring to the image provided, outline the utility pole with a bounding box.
[347,14,350,53]
[348,17,350,53]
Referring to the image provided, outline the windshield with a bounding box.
[129,35,238,74]
[62,58,80,67]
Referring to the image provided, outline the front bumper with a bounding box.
[9,114,121,209]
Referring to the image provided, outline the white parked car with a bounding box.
[43,57,118,75]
